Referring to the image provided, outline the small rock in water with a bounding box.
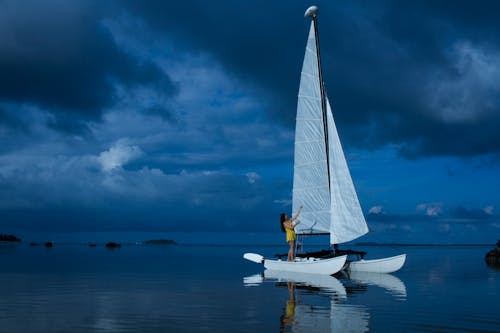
[105,242,121,248]
[485,240,500,268]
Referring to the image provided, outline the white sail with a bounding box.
[293,21,369,244]
[293,22,331,235]
[326,97,369,244]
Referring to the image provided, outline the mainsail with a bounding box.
[293,19,369,244]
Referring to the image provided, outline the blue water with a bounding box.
[0,238,499,332]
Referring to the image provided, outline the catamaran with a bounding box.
[244,6,406,275]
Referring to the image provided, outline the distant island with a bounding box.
[0,235,177,247]
[143,239,177,245]
[355,242,493,247]
[0,234,21,242]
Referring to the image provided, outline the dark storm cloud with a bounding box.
[0,0,175,130]
[118,0,500,158]
[119,0,308,123]
[312,0,500,158]
[343,0,500,158]
[2,0,498,156]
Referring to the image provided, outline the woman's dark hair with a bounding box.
[280,213,286,232]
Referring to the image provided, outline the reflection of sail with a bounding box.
[330,303,369,333]
[264,270,347,299]
[290,302,369,333]
[343,271,407,298]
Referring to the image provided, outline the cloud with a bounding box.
[98,139,143,172]
[3,1,500,157]
[368,205,384,214]
[416,203,443,217]
[2,1,500,239]
[0,0,175,131]
[484,205,494,215]
[245,172,260,184]
[0,147,277,231]
[447,205,494,221]
[427,42,500,124]
[111,1,500,158]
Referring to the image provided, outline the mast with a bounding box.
[305,6,330,194]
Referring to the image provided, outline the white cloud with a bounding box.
[484,205,494,215]
[98,139,143,172]
[368,205,384,214]
[416,202,443,217]
[245,172,260,184]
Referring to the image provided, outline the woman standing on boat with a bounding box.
[281,205,303,261]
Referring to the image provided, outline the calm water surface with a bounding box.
[0,241,498,332]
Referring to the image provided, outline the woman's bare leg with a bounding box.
[288,240,295,261]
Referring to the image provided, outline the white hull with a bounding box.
[263,255,347,275]
[345,254,406,273]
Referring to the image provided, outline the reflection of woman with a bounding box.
[280,282,296,332]
[280,206,303,261]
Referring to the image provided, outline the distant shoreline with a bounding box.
[355,242,493,247]
[0,231,495,247]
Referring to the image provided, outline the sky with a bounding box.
[1,0,499,244]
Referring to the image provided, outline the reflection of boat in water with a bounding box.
[244,270,369,333]
[244,269,407,300]
[265,270,347,299]
[243,270,346,299]
[338,271,407,299]
[243,268,406,332]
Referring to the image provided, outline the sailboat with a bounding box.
[244,6,406,274]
